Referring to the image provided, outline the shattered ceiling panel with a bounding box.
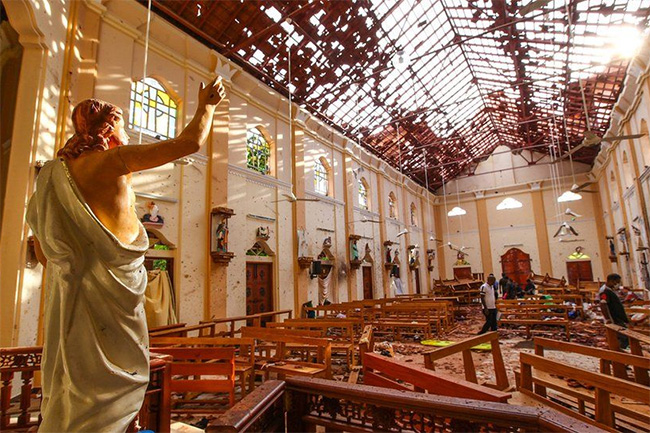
[150,0,650,189]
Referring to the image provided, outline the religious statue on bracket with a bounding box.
[257,226,270,240]
[617,228,630,258]
[141,201,164,228]
[426,249,435,271]
[383,240,395,270]
[408,245,420,270]
[349,234,362,269]
[211,206,235,265]
[362,243,374,263]
[607,236,617,262]
[455,250,470,266]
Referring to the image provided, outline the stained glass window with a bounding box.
[314,158,329,195]
[388,193,397,219]
[129,77,177,140]
[358,179,369,210]
[246,127,271,175]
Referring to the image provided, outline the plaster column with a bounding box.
[292,121,310,312]
[400,181,413,293]
[529,183,552,275]
[612,151,636,285]
[592,184,613,278]
[342,147,356,301]
[420,194,433,293]
[624,124,650,243]
[475,191,494,275]
[434,204,447,279]
[601,167,620,275]
[207,72,231,321]
[0,1,49,346]
[71,1,105,101]
[376,172,389,297]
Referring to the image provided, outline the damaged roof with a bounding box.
[150,0,650,189]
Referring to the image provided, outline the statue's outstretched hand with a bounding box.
[199,76,226,107]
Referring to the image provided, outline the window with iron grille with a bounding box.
[129,77,177,140]
[246,127,271,175]
[314,158,329,195]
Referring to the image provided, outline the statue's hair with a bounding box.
[57,99,123,159]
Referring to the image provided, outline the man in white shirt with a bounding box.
[479,275,498,334]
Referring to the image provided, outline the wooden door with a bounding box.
[414,270,421,294]
[501,248,532,286]
[246,262,273,324]
[362,266,373,299]
[566,261,593,286]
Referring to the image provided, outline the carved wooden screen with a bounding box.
[500,248,531,286]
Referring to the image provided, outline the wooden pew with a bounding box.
[241,327,332,380]
[362,352,511,403]
[497,300,572,340]
[266,320,355,367]
[349,325,374,384]
[150,337,257,396]
[149,322,217,338]
[605,324,650,384]
[152,347,236,414]
[519,338,650,431]
[199,310,294,338]
[423,331,509,391]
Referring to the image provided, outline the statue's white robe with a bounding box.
[26,158,149,433]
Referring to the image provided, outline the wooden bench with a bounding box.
[152,347,236,414]
[150,336,257,396]
[241,327,332,380]
[423,331,509,390]
[519,338,650,431]
[605,324,650,385]
[199,310,294,338]
[497,301,572,340]
[266,320,356,367]
[349,325,374,384]
[149,322,217,338]
[362,352,511,403]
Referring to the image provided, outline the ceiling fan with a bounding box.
[438,241,472,256]
[553,222,579,238]
[554,208,583,220]
[570,181,597,194]
[272,192,320,203]
[560,79,645,161]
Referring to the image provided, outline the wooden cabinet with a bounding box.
[566,261,593,286]
[500,248,531,286]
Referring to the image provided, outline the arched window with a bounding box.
[388,192,397,219]
[410,203,418,226]
[314,157,330,196]
[246,127,271,175]
[129,77,178,139]
[641,119,650,167]
[358,178,369,210]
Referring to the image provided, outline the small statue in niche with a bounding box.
[427,249,435,268]
[362,243,373,263]
[216,221,228,252]
[350,239,359,261]
[455,250,469,266]
[608,237,616,258]
[385,246,392,264]
[141,201,164,226]
[409,248,419,267]
[257,226,270,240]
[323,237,332,248]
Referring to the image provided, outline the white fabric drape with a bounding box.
[26,159,149,433]
[145,269,178,328]
[318,269,333,304]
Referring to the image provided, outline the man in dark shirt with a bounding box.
[499,273,509,297]
[599,273,629,349]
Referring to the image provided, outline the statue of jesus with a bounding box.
[26,77,225,432]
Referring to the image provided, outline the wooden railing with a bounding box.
[0,346,42,431]
[1,347,171,433]
[208,377,604,432]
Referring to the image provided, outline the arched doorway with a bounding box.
[501,248,531,286]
